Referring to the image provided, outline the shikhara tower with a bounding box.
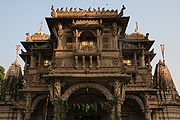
[0,6,180,120]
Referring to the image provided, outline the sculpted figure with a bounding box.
[26,33,32,42]
[54,82,61,98]
[119,5,126,16]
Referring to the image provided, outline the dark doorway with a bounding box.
[31,98,54,120]
[122,98,145,120]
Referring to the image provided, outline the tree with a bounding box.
[0,65,5,87]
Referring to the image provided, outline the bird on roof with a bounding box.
[70,7,73,11]
[88,7,91,11]
[66,7,68,11]
[98,7,100,11]
[60,7,63,11]
[102,7,105,11]
[74,7,77,11]
[79,8,83,11]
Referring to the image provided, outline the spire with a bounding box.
[15,45,20,65]
[135,22,139,32]
[37,21,44,35]
[160,44,165,63]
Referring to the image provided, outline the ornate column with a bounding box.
[53,81,63,120]
[134,51,137,66]
[97,55,100,68]
[38,52,41,67]
[75,56,78,69]
[17,110,21,120]
[82,56,85,68]
[114,80,125,120]
[141,49,145,67]
[30,55,36,68]
[24,92,32,120]
[97,29,101,50]
[89,56,93,68]
[74,29,80,50]
[144,94,152,120]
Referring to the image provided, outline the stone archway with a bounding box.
[61,83,113,101]
[122,95,145,120]
[31,95,54,120]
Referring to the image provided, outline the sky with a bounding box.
[0,0,180,93]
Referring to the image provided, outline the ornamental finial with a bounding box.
[135,22,139,32]
[160,44,165,63]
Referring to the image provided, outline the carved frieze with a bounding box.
[49,58,63,71]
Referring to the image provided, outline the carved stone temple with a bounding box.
[0,6,180,120]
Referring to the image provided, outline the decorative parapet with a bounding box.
[50,5,126,18]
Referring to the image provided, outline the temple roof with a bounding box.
[154,60,176,90]
[5,60,22,79]
[25,22,50,42]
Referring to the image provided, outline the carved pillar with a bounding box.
[97,55,100,68]
[141,49,145,67]
[134,51,137,66]
[82,56,85,68]
[38,52,41,67]
[114,80,123,119]
[110,107,115,120]
[89,56,93,68]
[97,29,101,50]
[30,55,36,68]
[97,37,100,50]
[75,56,78,68]
[144,94,152,120]
[75,29,80,50]
[24,93,32,120]
[17,110,21,120]
[75,37,79,50]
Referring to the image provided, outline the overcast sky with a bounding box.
[0,0,180,93]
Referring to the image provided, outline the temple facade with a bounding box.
[0,6,180,120]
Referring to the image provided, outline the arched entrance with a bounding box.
[122,96,145,120]
[65,87,112,120]
[31,96,54,120]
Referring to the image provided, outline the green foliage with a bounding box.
[54,97,120,120]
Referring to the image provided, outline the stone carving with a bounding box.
[114,80,122,99]
[25,93,32,109]
[49,57,63,71]
[54,82,61,98]
[52,24,63,49]
[73,20,99,25]
[79,45,97,53]
[61,83,113,101]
